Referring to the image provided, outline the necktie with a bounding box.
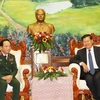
[4,55,8,60]
[6,55,8,60]
[88,50,95,74]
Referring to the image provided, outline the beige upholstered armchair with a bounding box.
[68,33,100,100]
[0,36,31,100]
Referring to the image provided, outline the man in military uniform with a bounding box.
[0,39,20,100]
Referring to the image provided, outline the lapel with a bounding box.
[0,51,11,61]
[82,48,87,64]
[93,46,98,62]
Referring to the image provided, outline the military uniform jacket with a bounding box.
[0,51,18,79]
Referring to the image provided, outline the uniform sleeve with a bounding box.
[0,74,3,79]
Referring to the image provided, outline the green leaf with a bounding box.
[50,75,53,81]
[44,73,49,80]
[34,68,68,81]
[53,73,58,80]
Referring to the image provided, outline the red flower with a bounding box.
[44,66,48,70]
[59,67,64,72]
[55,66,59,69]
[32,32,54,53]
[39,67,43,72]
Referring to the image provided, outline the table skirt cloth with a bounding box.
[31,76,73,100]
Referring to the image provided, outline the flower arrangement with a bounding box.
[35,66,67,81]
[31,32,54,53]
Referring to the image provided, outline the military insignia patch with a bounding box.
[9,58,14,62]
[0,52,3,56]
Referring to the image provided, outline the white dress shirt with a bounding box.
[86,46,99,70]
[1,51,8,59]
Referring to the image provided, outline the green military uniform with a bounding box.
[0,51,20,100]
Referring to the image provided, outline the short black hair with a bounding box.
[0,39,11,47]
[81,34,93,41]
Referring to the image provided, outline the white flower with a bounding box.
[44,70,47,73]
[49,69,52,72]
[56,70,58,72]
[46,35,49,38]
[64,72,66,74]
[39,34,41,37]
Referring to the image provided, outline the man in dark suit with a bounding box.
[0,39,20,100]
[70,34,100,100]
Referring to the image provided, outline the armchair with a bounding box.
[69,33,100,100]
[0,36,31,100]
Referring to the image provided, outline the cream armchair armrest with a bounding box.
[15,65,31,92]
[6,65,31,92]
[69,63,81,86]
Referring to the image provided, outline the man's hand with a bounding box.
[81,62,89,73]
[2,75,13,83]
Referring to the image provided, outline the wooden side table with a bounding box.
[31,76,73,100]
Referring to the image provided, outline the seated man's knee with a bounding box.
[85,74,93,82]
[16,80,20,87]
[94,72,100,81]
[0,79,7,88]
[10,78,20,88]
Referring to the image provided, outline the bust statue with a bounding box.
[27,9,55,35]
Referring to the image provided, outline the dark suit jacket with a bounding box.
[0,51,18,79]
[70,46,100,79]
